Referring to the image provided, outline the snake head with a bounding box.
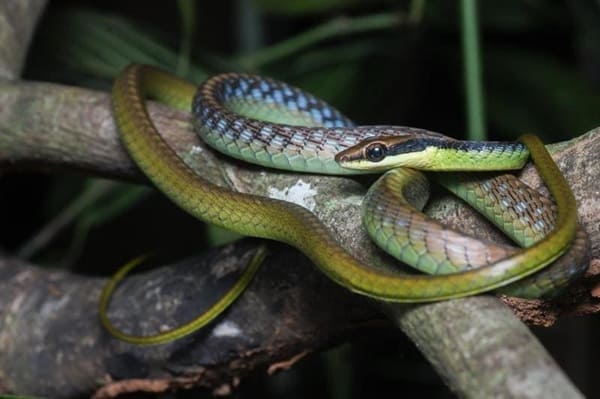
[336,136,434,171]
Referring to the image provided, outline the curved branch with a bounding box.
[1,79,598,398]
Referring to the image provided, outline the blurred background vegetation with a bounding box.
[1,0,600,397]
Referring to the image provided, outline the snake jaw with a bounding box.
[336,136,395,170]
[336,136,437,171]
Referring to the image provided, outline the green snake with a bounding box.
[101,64,588,345]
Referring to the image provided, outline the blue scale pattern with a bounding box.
[215,75,354,128]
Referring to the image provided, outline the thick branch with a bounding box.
[1,79,598,297]
[0,242,378,398]
[1,80,598,398]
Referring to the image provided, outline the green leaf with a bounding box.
[236,12,400,70]
[18,179,148,265]
[37,8,208,84]
[176,0,197,76]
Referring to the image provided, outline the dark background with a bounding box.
[1,1,599,397]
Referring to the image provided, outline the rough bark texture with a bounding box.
[0,242,380,398]
[0,79,598,398]
[1,1,599,398]
[390,299,583,398]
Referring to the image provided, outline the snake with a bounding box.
[100,64,588,345]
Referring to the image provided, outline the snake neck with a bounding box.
[192,73,473,175]
[418,139,530,171]
[339,137,531,172]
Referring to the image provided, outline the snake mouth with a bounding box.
[335,153,350,164]
[335,138,381,167]
[334,148,365,169]
[336,137,394,170]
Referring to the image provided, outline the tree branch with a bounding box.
[1,79,598,398]
[0,241,380,398]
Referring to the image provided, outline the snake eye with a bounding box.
[365,143,386,162]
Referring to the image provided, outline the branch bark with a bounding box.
[0,242,380,398]
[0,78,598,398]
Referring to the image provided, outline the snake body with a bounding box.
[364,169,589,298]
[190,69,588,298]
[102,64,587,344]
[193,73,530,175]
